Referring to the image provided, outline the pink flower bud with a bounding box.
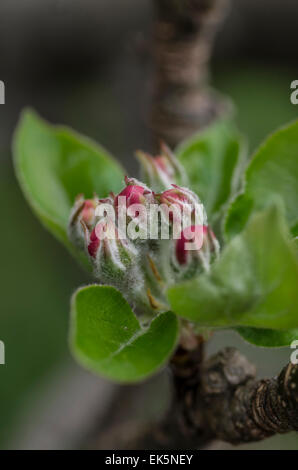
[87,227,100,258]
[155,185,201,226]
[68,151,220,316]
[88,219,116,260]
[136,144,188,192]
[88,218,138,273]
[175,225,206,265]
[69,195,98,228]
[115,182,146,209]
[175,225,219,268]
[68,195,99,250]
[81,199,97,226]
[159,188,188,205]
[158,185,198,208]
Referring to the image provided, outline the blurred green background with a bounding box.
[0,0,297,449]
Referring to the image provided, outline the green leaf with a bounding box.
[225,120,298,241]
[13,109,124,264]
[70,285,179,382]
[236,327,298,347]
[167,204,298,334]
[176,119,246,225]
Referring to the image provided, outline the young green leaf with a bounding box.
[236,327,298,348]
[225,120,298,241]
[70,285,179,382]
[13,109,124,263]
[176,119,246,225]
[167,204,298,337]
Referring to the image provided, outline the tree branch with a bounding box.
[151,346,298,447]
[151,0,230,147]
[85,346,298,449]
[198,347,298,443]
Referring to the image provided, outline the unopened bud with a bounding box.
[68,195,98,249]
[155,185,205,231]
[158,185,199,213]
[175,225,219,271]
[114,178,147,209]
[136,143,188,192]
[87,227,100,258]
[90,219,138,278]
[68,147,220,318]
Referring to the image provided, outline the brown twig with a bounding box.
[87,344,298,449]
[148,347,298,447]
[198,348,298,443]
[104,347,298,449]
[151,0,230,148]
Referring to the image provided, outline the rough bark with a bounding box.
[86,338,298,449]
[167,347,298,446]
[151,0,229,148]
[199,348,298,443]
[101,346,298,449]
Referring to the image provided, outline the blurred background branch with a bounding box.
[151,0,229,147]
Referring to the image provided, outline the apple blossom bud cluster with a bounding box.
[68,149,219,318]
